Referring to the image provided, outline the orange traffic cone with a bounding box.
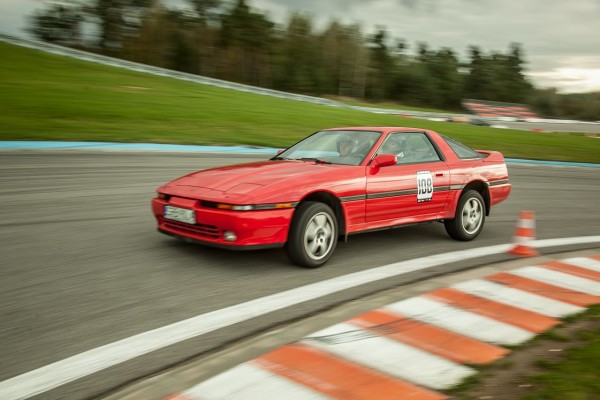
[508,211,539,257]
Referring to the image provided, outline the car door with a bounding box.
[366,131,450,224]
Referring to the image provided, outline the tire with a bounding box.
[286,201,338,268]
[444,190,486,241]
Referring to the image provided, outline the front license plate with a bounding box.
[164,205,196,224]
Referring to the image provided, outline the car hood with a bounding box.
[160,160,348,202]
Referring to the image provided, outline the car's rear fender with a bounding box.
[460,180,491,216]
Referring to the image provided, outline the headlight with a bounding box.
[213,202,296,211]
[217,204,254,211]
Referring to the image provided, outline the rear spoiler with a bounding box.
[476,150,506,162]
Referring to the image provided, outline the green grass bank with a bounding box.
[1,42,598,163]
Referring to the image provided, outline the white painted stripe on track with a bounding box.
[0,236,599,400]
[511,266,600,296]
[304,323,474,390]
[451,279,583,317]
[384,297,534,346]
[181,362,330,400]
[531,237,600,248]
[563,257,600,272]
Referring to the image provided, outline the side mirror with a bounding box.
[276,149,285,155]
[372,153,397,168]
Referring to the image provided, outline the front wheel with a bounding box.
[286,202,338,268]
[444,190,486,241]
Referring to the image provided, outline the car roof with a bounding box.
[324,127,428,134]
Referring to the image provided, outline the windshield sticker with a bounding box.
[417,171,433,203]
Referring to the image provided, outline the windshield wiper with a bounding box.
[298,157,332,164]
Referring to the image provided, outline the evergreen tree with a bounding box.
[504,42,532,102]
[427,47,462,108]
[187,0,222,23]
[319,21,367,98]
[92,0,154,53]
[465,46,489,99]
[272,12,320,93]
[27,1,83,46]
[218,0,274,85]
[365,27,394,100]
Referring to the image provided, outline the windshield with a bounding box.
[273,130,382,166]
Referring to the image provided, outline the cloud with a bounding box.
[0,0,39,36]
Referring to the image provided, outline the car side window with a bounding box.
[442,135,485,159]
[380,132,441,165]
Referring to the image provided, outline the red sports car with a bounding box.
[152,127,511,268]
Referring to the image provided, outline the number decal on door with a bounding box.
[417,171,433,203]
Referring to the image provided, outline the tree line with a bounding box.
[27,0,599,121]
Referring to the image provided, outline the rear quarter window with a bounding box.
[442,135,485,159]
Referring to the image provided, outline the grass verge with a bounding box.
[520,306,600,399]
[446,305,600,400]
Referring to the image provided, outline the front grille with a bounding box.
[163,219,220,239]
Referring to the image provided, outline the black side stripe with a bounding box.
[487,179,510,187]
[339,194,368,202]
[341,186,456,202]
[339,182,507,203]
[368,190,418,200]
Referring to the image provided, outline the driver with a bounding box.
[337,134,360,157]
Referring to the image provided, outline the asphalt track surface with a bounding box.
[0,150,599,400]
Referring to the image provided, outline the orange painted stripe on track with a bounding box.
[487,272,600,307]
[257,343,447,400]
[541,261,600,282]
[425,288,558,333]
[349,310,508,365]
[591,255,600,262]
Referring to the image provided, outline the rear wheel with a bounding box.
[444,190,485,241]
[286,202,338,268]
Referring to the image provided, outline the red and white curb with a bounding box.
[166,255,600,400]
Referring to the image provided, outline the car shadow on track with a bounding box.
[156,222,463,272]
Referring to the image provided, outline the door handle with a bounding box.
[435,172,445,177]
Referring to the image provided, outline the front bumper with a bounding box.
[152,197,293,248]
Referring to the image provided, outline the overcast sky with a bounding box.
[1,0,599,93]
